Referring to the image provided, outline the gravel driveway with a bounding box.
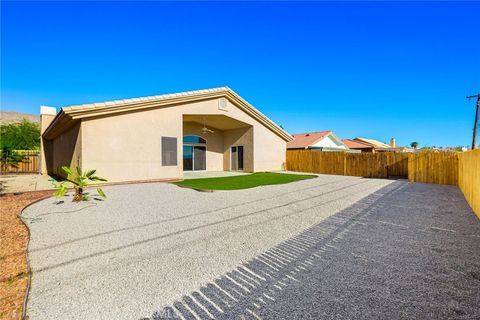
[22,175,479,319]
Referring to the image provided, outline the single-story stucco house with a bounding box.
[40,87,293,182]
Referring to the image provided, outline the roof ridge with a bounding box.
[63,86,230,110]
[343,138,370,143]
[292,130,332,136]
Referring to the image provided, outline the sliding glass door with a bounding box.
[183,135,207,171]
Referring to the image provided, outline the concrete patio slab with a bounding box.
[182,171,250,180]
[0,174,55,194]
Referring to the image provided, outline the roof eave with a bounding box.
[42,110,72,139]
[60,88,292,142]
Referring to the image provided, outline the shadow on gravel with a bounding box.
[145,181,480,320]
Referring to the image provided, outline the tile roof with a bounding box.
[43,87,293,142]
[355,137,391,148]
[342,139,374,149]
[287,131,332,149]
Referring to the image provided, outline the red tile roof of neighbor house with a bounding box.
[287,131,332,149]
[342,139,374,149]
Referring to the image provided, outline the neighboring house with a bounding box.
[40,87,292,182]
[343,137,412,153]
[364,138,413,153]
[287,131,354,152]
[342,139,375,153]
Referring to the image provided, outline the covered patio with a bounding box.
[182,114,254,173]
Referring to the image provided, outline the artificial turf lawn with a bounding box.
[174,172,317,190]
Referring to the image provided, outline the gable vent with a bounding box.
[218,98,228,111]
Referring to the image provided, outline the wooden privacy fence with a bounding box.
[458,150,480,217]
[286,150,409,179]
[286,149,479,217]
[408,152,459,185]
[0,150,40,175]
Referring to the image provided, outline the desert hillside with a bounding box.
[0,111,39,125]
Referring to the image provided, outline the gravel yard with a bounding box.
[21,175,480,319]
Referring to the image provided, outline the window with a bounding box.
[183,135,206,144]
[161,137,177,166]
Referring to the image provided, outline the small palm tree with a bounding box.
[410,141,419,149]
[51,166,107,202]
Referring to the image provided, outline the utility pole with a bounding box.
[467,93,480,150]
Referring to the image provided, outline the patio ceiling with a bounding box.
[183,114,251,131]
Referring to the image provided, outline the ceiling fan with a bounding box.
[200,117,214,134]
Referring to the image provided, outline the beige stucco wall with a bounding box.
[40,112,55,174]
[223,127,254,172]
[49,123,82,177]
[81,107,183,183]
[253,123,287,171]
[79,98,286,182]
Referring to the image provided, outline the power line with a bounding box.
[467,93,480,150]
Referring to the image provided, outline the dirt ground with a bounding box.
[0,191,52,320]
[0,175,54,194]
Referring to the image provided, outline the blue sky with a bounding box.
[2,1,479,147]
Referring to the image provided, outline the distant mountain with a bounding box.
[0,111,39,125]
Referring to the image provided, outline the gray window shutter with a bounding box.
[161,137,177,166]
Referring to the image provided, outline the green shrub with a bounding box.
[0,146,26,172]
[0,120,40,150]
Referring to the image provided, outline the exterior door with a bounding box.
[183,145,206,171]
[231,146,244,171]
[193,146,206,171]
[183,135,207,171]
